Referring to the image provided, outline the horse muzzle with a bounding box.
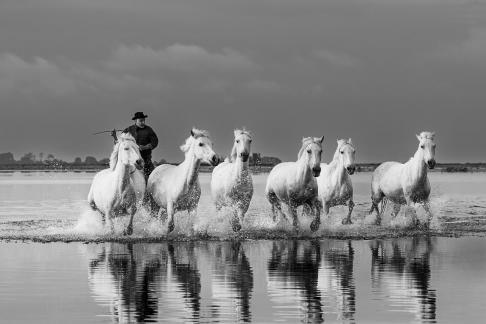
[312,167,321,177]
[210,155,220,166]
[240,153,249,162]
[427,160,436,169]
[346,166,356,175]
[135,159,144,170]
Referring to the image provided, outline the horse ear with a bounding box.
[234,129,240,138]
[320,136,324,143]
[416,134,421,141]
[191,129,195,137]
[348,138,353,144]
[431,132,436,138]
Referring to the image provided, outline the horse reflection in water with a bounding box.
[267,241,323,323]
[318,240,356,322]
[85,243,202,323]
[200,242,254,322]
[370,237,437,323]
[85,242,253,323]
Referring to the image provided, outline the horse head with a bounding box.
[335,138,356,175]
[416,132,436,169]
[230,129,252,163]
[298,136,324,177]
[180,127,219,166]
[110,132,144,172]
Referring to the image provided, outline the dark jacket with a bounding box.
[124,125,158,161]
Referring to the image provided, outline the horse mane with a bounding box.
[180,127,211,153]
[333,138,354,160]
[297,136,323,160]
[419,131,435,140]
[230,128,252,162]
[109,132,138,170]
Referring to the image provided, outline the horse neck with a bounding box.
[329,156,346,182]
[233,156,249,179]
[296,155,312,181]
[181,148,201,188]
[408,148,428,182]
[114,162,131,192]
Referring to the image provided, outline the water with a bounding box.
[1,171,486,240]
[1,171,486,322]
[1,237,486,323]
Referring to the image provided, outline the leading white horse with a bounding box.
[146,128,218,233]
[265,136,324,231]
[211,129,253,232]
[87,132,145,235]
[369,131,437,227]
[317,139,356,225]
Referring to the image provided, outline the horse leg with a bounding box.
[343,200,354,225]
[166,201,175,233]
[405,196,419,227]
[267,191,284,223]
[123,205,136,236]
[370,188,383,225]
[289,204,299,231]
[390,203,401,219]
[188,207,197,235]
[158,208,167,223]
[106,211,115,234]
[230,208,243,232]
[422,201,433,229]
[310,199,322,232]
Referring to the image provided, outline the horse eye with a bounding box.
[236,140,240,143]
[421,145,425,149]
[124,147,129,151]
[307,149,311,154]
[340,151,344,154]
[249,140,252,143]
[199,143,204,147]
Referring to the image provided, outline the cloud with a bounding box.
[312,49,359,68]
[106,44,256,73]
[436,28,486,67]
[0,44,257,98]
[246,79,281,93]
[0,54,76,96]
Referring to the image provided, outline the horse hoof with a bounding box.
[310,220,320,232]
[232,222,242,232]
[342,218,352,225]
[168,222,175,233]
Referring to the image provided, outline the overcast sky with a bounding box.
[1,0,486,163]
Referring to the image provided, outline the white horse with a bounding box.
[87,132,145,235]
[265,136,324,231]
[317,139,356,225]
[369,131,437,227]
[211,129,253,232]
[147,128,218,233]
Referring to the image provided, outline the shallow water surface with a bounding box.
[0,237,485,323]
[1,171,486,240]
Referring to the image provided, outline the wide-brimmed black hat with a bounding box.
[132,112,148,120]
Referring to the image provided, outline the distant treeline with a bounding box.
[0,152,283,171]
[1,152,485,172]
